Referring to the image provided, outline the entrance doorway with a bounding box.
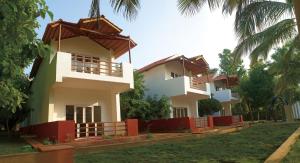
[66,105,101,123]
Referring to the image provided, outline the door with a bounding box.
[65,105,101,123]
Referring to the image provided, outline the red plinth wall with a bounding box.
[207,116,214,128]
[126,119,138,136]
[213,115,243,126]
[20,121,75,143]
[139,117,196,133]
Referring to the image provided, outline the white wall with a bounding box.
[52,87,120,122]
[292,102,300,119]
[170,96,198,118]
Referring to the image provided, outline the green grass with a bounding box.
[0,134,36,155]
[75,122,300,163]
[283,138,300,163]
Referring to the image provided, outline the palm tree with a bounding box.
[89,0,140,20]
[269,42,300,121]
[177,0,300,65]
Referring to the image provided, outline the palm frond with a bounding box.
[233,19,297,63]
[110,0,140,21]
[235,1,294,40]
[177,0,223,16]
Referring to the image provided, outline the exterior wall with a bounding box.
[51,36,112,59]
[292,102,300,119]
[55,52,133,89]
[20,121,75,143]
[221,102,232,116]
[170,96,198,118]
[28,36,132,125]
[28,52,57,124]
[51,87,120,122]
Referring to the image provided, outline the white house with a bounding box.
[28,16,136,125]
[202,74,240,116]
[139,55,211,118]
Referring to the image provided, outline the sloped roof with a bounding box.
[30,16,136,78]
[138,55,209,75]
[194,74,239,87]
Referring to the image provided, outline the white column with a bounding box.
[111,93,121,122]
[169,99,173,118]
[195,100,199,118]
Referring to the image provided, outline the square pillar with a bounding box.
[111,93,121,122]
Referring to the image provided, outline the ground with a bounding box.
[283,138,300,162]
[75,122,299,163]
[0,133,36,155]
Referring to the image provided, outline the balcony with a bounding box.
[213,89,240,103]
[71,54,122,77]
[156,76,209,98]
[54,52,134,91]
[190,77,207,91]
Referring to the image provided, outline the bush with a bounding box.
[198,98,222,116]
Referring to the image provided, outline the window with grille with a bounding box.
[173,107,188,118]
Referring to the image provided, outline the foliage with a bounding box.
[269,42,300,104]
[177,0,299,65]
[218,49,246,78]
[238,63,275,120]
[198,98,222,116]
[89,0,140,21]
[75,122,300,162]
[120,71,170,120]
[0,0,52,131]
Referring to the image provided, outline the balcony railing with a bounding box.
[190,77,207,91]
[231,92,240,99]
[71,54,123,77]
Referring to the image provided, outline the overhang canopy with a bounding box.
[43,15,136,58]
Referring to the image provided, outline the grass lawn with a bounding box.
[0,133,36,155]
[283,138,300,163]
[75,122,300,163]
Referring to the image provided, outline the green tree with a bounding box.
[177,0,300,65]
[238,64,275,121]
[269,42,300,121]
[120,71,170,120]
[218,49,246,78]
[198,98,222,116]
[0,0,52,132]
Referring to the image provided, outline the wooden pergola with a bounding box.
[30,16,137,78]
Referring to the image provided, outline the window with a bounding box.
[171,72,179,78]
[66,105,101,123]
[94,106,101,122]
[173,107,188,118]
[76,107,83,123]
[85,107,92,123]
[66,105,74,120]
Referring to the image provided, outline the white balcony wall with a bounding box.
[55,52,133,88]
[213,89,232,102]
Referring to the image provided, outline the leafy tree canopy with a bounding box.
[0,0,52,130]
[218,49,246,78]
[120,71,170,120]
[198,98,222,116]
[239,63,275,111]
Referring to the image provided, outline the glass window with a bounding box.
[76,107,83,123]
[85,107,92,123]
[94,106,101,122]
[66,105,74,121]
[173,107,188,118]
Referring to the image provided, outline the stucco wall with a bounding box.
[170,96,198,118]
[52,87,120,122]
[28,52,57,124]
[51,36,112,60]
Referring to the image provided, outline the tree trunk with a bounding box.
[6,119,10,136]
[284,104,294,122]
[293,0,300,33]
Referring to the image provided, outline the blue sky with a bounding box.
[36,0,248,70]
